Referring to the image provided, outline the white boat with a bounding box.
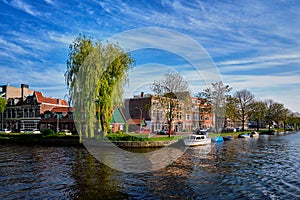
[183,134,211,146]
[238,133,251,138]
[250,131,259,138]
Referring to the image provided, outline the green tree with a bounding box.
[249,100,266,131]
[65,34,134,139]
[0,98,6,130]
[225,96,239,130]
[233,89,255,131]
[151,72,189,137]
[264,99,284,130]
[202,81,232,133]
[65,34,94,100]
[281,108,292,130]
[0,98,6,114]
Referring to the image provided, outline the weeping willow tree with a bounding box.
[65,35,134,140]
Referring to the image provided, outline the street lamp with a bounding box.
[135,107,142,132]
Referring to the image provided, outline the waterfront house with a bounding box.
[40,107,76,133]
[123,92,213,133]
[0,84,69,131]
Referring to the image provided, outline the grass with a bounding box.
[209,131,251,138]
[103,132,184,142]
[0,132,79,144]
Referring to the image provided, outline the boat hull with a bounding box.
[183,139,211,146]
[211,136,224,143]
[183,135,211,146]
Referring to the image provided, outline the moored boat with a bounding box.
[211,136,224,143]
[250,131,259,138]
[183,135,211,146]
[223,136,234,141]
[238,133,251,138]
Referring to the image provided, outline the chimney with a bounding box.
[141,92,144,97]
[21,84,29,99]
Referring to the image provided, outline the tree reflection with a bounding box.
[70,147,128,199]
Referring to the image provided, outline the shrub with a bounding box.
[42,128,55,136]
[106,133,148,141]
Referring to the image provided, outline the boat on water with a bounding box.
[238,133,251,138]
[250,131,259,138]
[183,135,211,146]
[211,136,224,143]
[223,136,234,141]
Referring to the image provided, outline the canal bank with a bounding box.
[0,133,182,147]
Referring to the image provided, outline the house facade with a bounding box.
[124,93,213,133]
[40,107,76,133]
[0,84,69,131]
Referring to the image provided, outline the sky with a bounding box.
[0,0,299,112]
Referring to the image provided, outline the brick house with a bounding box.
[40,107,76,133]
[0,84,69,131]
[123,92,213,133]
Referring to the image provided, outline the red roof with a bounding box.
[51,107,73,113]
[35,91,68,106]
[127,118,143,125]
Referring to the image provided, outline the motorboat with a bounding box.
[223,136,234,141]
[183,134,211,146]
[211,136,224,143]
[238,133,251,138]
[250,131,259,138]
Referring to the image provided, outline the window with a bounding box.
[186,114,191,120]
[193,115,198,120]
[205,116,209,120]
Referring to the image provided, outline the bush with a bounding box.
[114,130,123,135]
[42,128,55,136]
[106,133,148,141]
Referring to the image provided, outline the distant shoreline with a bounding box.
[1,129,297,147]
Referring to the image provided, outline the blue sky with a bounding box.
[0,0,300,112]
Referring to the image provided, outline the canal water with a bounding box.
[0,131,300,200]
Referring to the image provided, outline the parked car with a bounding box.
[21,129,41,134]
[158,129,175,135]
[135,127,151,134]
[0,129,12,133]
[62,129,72,135]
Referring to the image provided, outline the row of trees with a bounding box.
[150,72,299,135]
[65,34,299,138]
[201,81,300,132]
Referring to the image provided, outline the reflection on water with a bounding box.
[0,132,300,199]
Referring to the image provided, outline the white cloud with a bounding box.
[9,0,41,17]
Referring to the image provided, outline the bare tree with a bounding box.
[233,89,255,131]
[151,72,189,137]
[202,81,232,133]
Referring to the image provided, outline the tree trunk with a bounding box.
[256,119,260,131]
[168,120,172,138]
[100,112,107,137]
[242,119,245,132]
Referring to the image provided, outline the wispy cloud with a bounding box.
[6,0,41,17]
[0,0,299,111]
